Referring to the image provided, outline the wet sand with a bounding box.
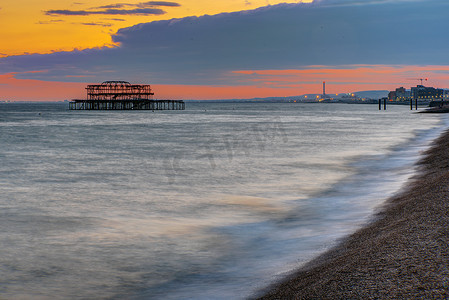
[257,129,449,299]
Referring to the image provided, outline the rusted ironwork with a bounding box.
[69,99,185,110]
[86,81,154,101]
[69,81,185,110]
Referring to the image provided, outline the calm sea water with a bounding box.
[0,102,445,299]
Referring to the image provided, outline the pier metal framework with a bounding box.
[69,81,185,110]
[86,81,154,101]
[69,99,185,110]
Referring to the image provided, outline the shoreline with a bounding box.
[256,128,449,299]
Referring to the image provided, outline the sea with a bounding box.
[0,102,446,299]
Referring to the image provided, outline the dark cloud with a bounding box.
[37,20,65,24]
[45,8,165,16]
[45,1,182,16]
[141,1,181,7]
[78,22,113,27]
[96,4,128,9]
[104,18,127,21]
[111,0,449,70]
[94,1,180,9]
[100,8,165,15]
[45,9,90,16]
[4,0,449,85]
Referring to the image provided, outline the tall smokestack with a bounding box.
[323,81,326,97]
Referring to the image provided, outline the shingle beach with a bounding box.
[257,128,449,299]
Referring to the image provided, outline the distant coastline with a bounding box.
[2,98,446,112]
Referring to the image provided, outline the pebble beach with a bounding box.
[257,128,449,299]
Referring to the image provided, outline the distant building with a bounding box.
[388,87,411,101]
[444,90,449,100]
[388,85,443,101]
[388,90,396,101]
[395,87,411,100]
[411,85,443,100]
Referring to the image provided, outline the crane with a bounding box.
[407,78,428,85]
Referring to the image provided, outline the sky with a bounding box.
[1,0,449,100]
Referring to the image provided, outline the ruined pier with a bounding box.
[69,81,185,111]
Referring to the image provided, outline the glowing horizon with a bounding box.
[2,65,449,101]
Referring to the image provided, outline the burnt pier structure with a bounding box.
[69,81,185,110]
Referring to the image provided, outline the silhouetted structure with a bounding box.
[322,81,327,99]
[85,81,154,101]
[69,81,185,110]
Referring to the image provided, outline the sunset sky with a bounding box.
[1,0,449,100]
